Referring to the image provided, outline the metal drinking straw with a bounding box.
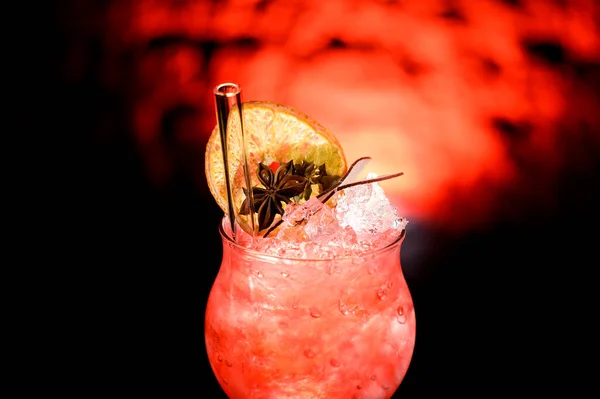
[214,83,256,241]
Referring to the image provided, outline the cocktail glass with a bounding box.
[205,217,416,398]
[205,82,415,397]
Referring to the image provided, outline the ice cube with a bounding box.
[304,202,340,240]
[282,197,324,226]
[335,173,404,238]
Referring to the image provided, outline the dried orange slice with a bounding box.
[205,101,347,233]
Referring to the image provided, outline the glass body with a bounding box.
[205,219,416,398]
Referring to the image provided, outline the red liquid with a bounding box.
[205,225,415,398]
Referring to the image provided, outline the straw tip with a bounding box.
[214,82,242,97]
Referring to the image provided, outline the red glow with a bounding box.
[90,0,600,230]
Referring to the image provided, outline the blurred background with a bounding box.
[30,0,599,396]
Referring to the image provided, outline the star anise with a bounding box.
[239,160,307,232]
[293,160,340,200]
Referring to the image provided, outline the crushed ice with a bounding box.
[249,173,407,259]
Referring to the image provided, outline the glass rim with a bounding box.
[218,216,406,262]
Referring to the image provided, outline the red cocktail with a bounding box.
[205,217,415,398]
[204,85,415,398]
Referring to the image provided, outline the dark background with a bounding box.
[23,0,599,397]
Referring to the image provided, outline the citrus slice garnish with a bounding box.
[205,101,347,233]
